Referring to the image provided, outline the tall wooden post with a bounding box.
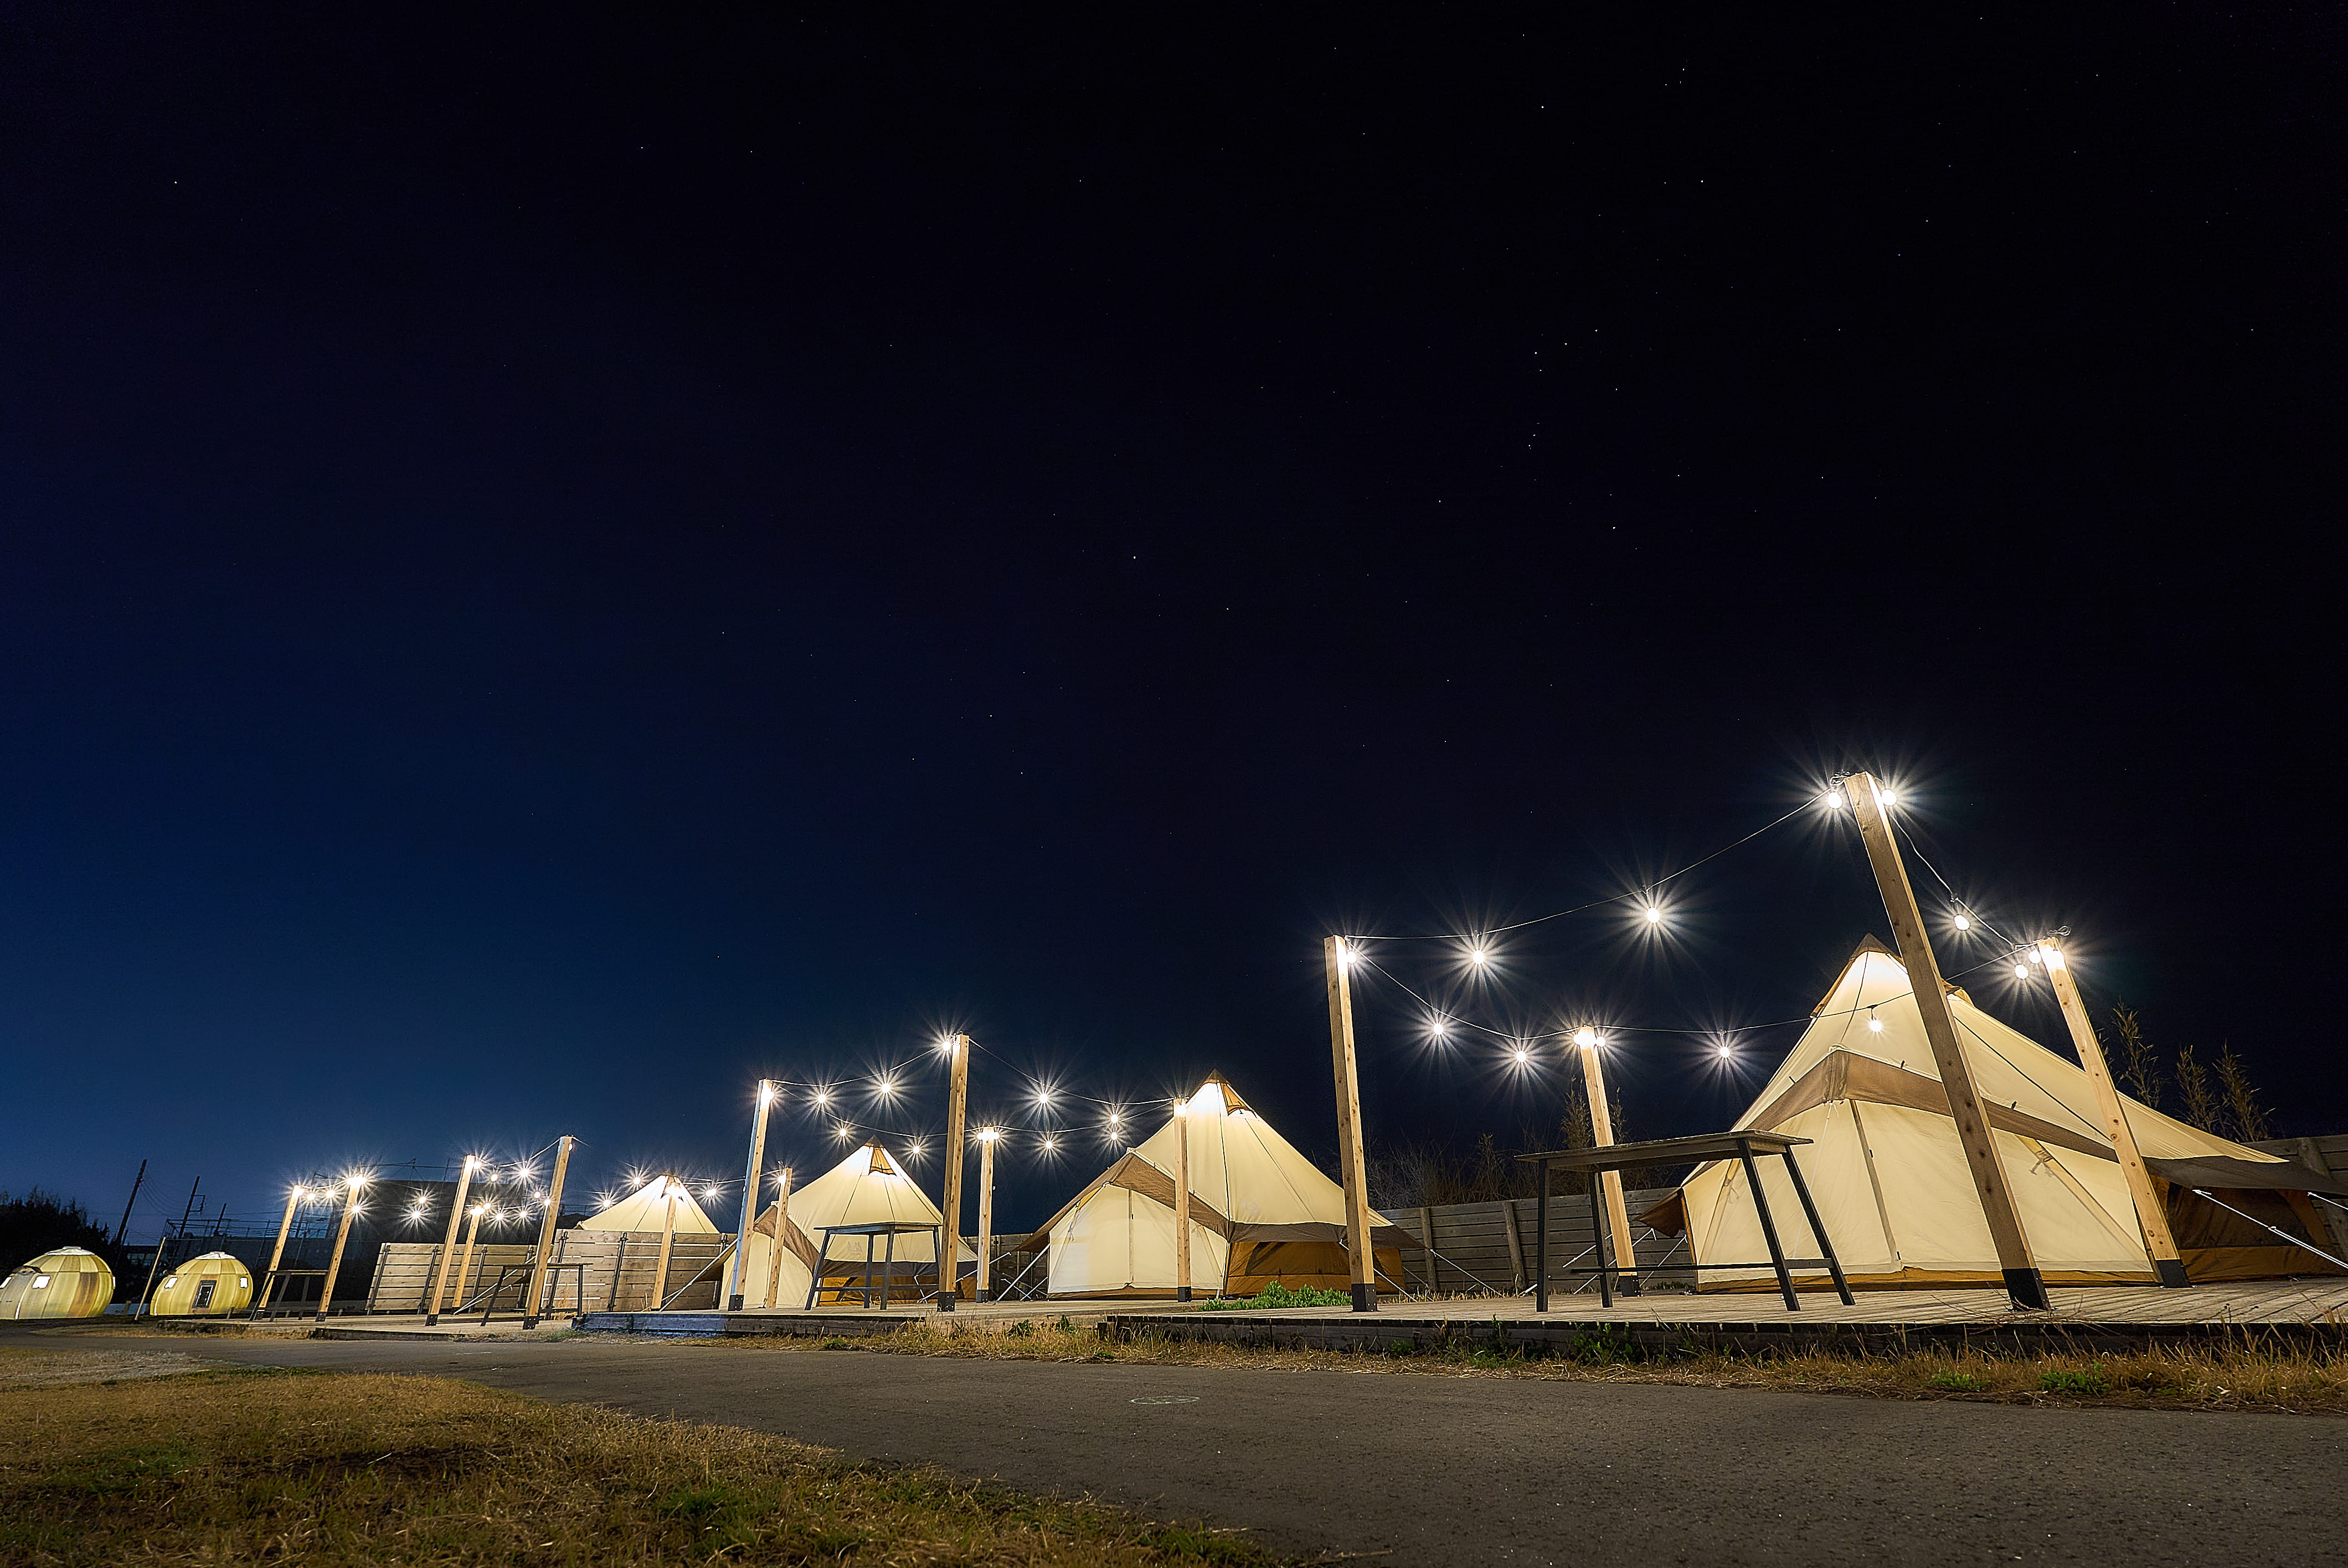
[728,1082,776,1310]
[1324,937,1379,1311]
[652,1177,681,1312]
[521,1135,574,1328]
[763,1166,796,1307]
[425,1157,478,1323]
[1172,1091,1195,1301]
[2039,940,2191,1287]
[975,1133,996,1301]
[1845,772,2047,1308]
[255,1184,305,1318]
[1576,1038,1642,1296]
[939,1036,970,1307]
[454,1206,485,1313]
[315,1177,366,1322]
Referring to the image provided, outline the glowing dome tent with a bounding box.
[1025,1074,1408,1298]
[574,1174,720,1235]
[151,1252,253,1317]
[741,1140,958,1307]
[1644,940,2348,1290]
[2,1246,115,1319]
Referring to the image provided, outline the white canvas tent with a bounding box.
[1023,1074,1407,1298]
[575,1174,720,1235]
[1645,940,2348,1289]
[741,1140,965,1307]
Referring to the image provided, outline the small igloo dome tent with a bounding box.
[151,1252,253,1316]
[1,1246,115,1319]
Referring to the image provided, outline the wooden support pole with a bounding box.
[315,1177,365,1322]
[2038,940,2192,1287]
[255,1184,305,1318]
[521,1135,574,1328]
[652,1177,681,1312]
[975,1133,996,1301]
[1324,936,1378,1312]
[1172,1091,1195,1301]
[728,1082,776,1310]
[1576,1036,1642,1296]
[425,1157,478,1324]
[939,1036,969,1307]
[454,1206,484,1313]
[1844,772,2047,1309]
[764,1166,795,1308]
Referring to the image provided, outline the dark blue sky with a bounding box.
[3,8,2334,1242]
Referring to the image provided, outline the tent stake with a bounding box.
[976,1134,996,1301]
[764,1166,795,1308]
[424,1157,478,1324]
[1324,937,1378,1311]
[2039,940,2192,1287]
[1576,1038,1642,1296]
[520,1136,574,1327]
[728,1082,776,1310]
[1845,772,2047,1309]
[940,1036,969,1307]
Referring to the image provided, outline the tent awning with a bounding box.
[2147,1156,2348,1196]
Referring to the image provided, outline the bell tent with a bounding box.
[151,1251,253,1317]
[1024,1074,1407,1298]
[742,1140,959,1307]
[2,1246,115,1319]
[1644,940,2348,1290]
[574,1174,719,1235]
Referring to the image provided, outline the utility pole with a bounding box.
[728,1082,776,1311]
[939,1035,969,1306]
[2038,938,2191,1287]
[519,1136,574,1328]
[1172,1091,1194,1302]
[113,1159,147,1247]
[315,1176,365,1322]
[425,1157,480,1324]
[1324,937,1378,1312]
[1844,771,2047,1309]
[1574,1030,1641,1295]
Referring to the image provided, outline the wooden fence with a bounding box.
[367,1232,737,1316]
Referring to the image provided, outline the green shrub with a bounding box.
[2038,1368,2110,1395]
[1007,1319,1036,1339]
[1927,1370,1989,1392]
[1198,1281,1352,1312]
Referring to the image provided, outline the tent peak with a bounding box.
[1812,936,1970,1015]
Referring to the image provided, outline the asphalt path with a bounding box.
[16,1328,2346,1565]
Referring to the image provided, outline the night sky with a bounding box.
[4,8,2336,1243]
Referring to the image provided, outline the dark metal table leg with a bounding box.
[1592,1173,1613,1308]
[863,1234,877,1309]
[1738,1139,1800,1311]
[1535,1160,1551,1313]
[1780,1149,1853,1306]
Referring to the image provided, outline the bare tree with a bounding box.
[2173,1040,2221,1133]
[2106,1003,2164,1110]
[2213,1043,2272,1143]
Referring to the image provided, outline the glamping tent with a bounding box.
[2,1246,115,1319]
[742,1140,960,1307]
[151,1251,253,1317]
[1024,1074,1408,1298]
[574,1174,719,1235]
[1645,940,2348,1290]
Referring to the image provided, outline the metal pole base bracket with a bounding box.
[2155,1258,2193,1289]
[1350,1282,1377,1312]
[2003,1267,2050,1311]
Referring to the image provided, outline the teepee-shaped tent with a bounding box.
[1024,1074,1407,1298]
[575,1174,720,1235]
[741,1140,961,1308]
[1645,940,2347,1290]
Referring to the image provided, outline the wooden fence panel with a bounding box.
[368,1233,737,1315]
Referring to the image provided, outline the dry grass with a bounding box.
[0,1366,1289,1566]
[723,1316,2348,1416]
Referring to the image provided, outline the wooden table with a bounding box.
[1519,1132,1853,1312]
[805,1221,946,1309]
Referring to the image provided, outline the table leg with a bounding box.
[863,1235,877,1309]
[1780,1149,1853,1306]
[884,1230,897,1307]
[1535,1160,1551,1313]
[1738,1139,1800,1311]
[1592,1173,1613,1309]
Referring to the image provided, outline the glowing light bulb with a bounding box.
[1511,1048,1531,1066]
[874,1076,897,1098]
[1867,1013,1884,1033]
[2013,962,2028,978]
[1106,1111,1122,1126]
[1645,905,1661,924]
[1573,1027,1598,1048]
[2025,947,2041,965]
[1954,914,1971,931]
[1826,789,1847,809]
[1881,790,1899,806]
[701,1188,719,1202]
[979,1126,1000,1143]
[1469,945,1490,967]
[1715,1044,1734,1060]
[1429,1015,1451,1039]
[1041,1137,1058,1153]
[812,1089,831,1107]
[1335,940,1354,969]
[936,1035,956,1053]
[905,1139,926,1157]
[1034,1087,1055,1107]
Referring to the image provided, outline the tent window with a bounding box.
[33,1276,49,1288]
[194,1281,215,1309]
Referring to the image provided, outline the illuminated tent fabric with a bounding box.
[1024,1074,1408,1298]
[740,1141,961,1307]
[2,1246,115,1319]
[151,1251,253,1317]
[1644,941,2346,1290]
[574,1174,720,1235]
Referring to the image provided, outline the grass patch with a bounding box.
[0,1368,1293,1566]
[1199,1283,1352,1312]
[743,1318,2348,1415]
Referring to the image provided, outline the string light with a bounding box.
[1953,912,1971,931]
[699,1187,720,1203]
[904,1138,927,1158]
[2013,961,2029,978]
[1715,1043,1735,1060]
[1428,1014,1453,1040]
[1644,904,1662,925]
[834,1123,854,1140]
[1880,789,1899,806]
[1510,1046,1532,1066]
[1825,788,1847,809]
[1468,943,1490,967]
[811,1088,832,1108]
[1039,1136,1058,1153]
[873,1075,898,1100]
[1033,1086,1055,1108]
[1572,1027,1598,1049]
[978,1126,1000,1143]
[1867,1009,1883,1033]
